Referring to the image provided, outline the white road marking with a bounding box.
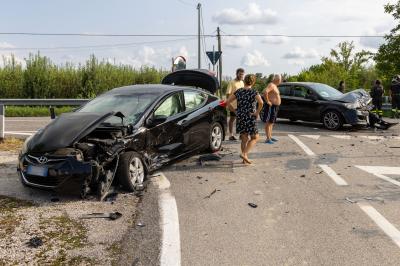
[288,134,316,156]
[300,135,320,140]
[318,164,348,186]
[4,131,34,136]
[330,135,352,140]
[355,166,400,187]
[358,203,400,248]
[154,172,181,266]
[361,136,385,140]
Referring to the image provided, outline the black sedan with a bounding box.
[18,69,227,199]
[277,82,372,130]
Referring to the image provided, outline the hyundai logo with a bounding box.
[38,156,48,164]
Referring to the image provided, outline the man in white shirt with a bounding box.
[226,68,245,141]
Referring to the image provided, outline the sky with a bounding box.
[0,0,397,77]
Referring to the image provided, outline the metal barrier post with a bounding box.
[0,104,4,140]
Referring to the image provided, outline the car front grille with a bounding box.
[24,174,61,187]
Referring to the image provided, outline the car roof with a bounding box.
[105,84,201,95]
[279,82,325,86]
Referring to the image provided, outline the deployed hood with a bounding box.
[27,112,116,153]
[333,89,371,106]
[161,69,219,94]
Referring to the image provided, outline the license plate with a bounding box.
[27,165,48,177]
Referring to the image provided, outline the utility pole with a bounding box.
[217,27,223,93]
[197,3,201,69]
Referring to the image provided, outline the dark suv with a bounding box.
[277,82,372,130]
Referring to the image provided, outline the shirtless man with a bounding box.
[261,74,282,144]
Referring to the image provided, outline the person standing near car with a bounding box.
[261,74,282,144]
[338,80,346,93]
[226,74,263,165]
[370,79,384,118]
[390,75,400,118]
[226,68,245,141]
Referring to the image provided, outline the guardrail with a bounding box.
[0,99,89,139]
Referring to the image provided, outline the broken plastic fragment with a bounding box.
[27,236,43,248]
[248,203,258,208]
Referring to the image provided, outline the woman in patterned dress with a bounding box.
[226,74,263,164]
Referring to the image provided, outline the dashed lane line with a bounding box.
[318,164,348,186]
[288,134,316,157]
[358,203,400,248]
[153,172,181,266]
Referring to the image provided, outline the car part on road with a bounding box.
[27,236,43,248]
[80,212,122,220]
[248,203,258,208]
[204,188,220,199]
[345,197,357,204]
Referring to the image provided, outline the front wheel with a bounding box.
[116,151,146,192]
[209,122,223,152]
[322,111,343,130]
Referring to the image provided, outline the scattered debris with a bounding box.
[315,171,323,174]
[285,211,290,214]
[389,146,400,149]
[300,174,306,178]
[345,197,357,204]
[80,212,122,221]
[27,236,43,248]
[351,144,355,146]
[196,176,203,180]
[204,189,220,199]
[248,203,258,208]
[198,154,222,165]
[253,190,262,195]
[104,192,118,202]
[136,222,145,228]
[227,181,236,184]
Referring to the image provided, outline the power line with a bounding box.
[0,32,386,38]
[0,37,201,51]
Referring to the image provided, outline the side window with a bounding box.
[184,91,207,111]
[154,93,183,117]
[278,85,292,96]
[292,86,308,98]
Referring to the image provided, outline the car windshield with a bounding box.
[308,83,343,98]
[78,93,159,125]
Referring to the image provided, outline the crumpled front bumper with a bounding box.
[18,155,92,190]
[343,109,370,125]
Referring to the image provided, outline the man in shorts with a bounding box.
[261,74,282,144]
[226,68,245,140]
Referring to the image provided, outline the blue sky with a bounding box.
[0,0,397,77]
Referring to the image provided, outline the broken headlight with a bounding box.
[343,102,359,109]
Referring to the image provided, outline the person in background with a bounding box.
[338,80,345,93]
[226,68,245,141]
[261,74,282,144]
[370,79,384,118]
[390,75,400,118]
[226,74,263,165]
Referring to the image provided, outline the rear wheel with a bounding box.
[117,151,146,192]
[322,111,343,130]
[209,122,223,152]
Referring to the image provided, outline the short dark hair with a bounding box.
[244,74,256,86]
[375,79,381,85]
[236,68,245,75]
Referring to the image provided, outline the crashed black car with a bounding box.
[18,69,227,199]
[277,82,372,130]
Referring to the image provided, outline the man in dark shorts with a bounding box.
[226,68,245,140]
[261,74,282,144]
[391,75,400,118]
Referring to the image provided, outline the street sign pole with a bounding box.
[212,45,215,72]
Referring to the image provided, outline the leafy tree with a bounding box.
[375,1,400,86]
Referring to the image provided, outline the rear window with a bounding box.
[278,85,291,96]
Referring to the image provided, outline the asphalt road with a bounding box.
[4,117,400,265]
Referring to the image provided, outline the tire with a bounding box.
[322,110,343,130]
[116,151,146,192]
[209,122,223,152]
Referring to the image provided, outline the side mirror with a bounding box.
[147,115,168,127]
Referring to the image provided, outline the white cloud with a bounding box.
[288,60,306,66]
[261,35,289,45]
[0,42,15,49]
[213,3,278,25]
[224,36,252,48]
[283,47,319,59]
[359,27,388,49]
[241,50,270,67]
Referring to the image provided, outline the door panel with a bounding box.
[290,86,321,121]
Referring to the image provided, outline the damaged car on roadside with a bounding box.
[18,69,227,200]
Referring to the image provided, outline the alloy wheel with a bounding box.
[323,112,340,130]
[129,157,145,186]
[211,124,223,150]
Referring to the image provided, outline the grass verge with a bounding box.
[0,138,24,151]
[4,106,75,117]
